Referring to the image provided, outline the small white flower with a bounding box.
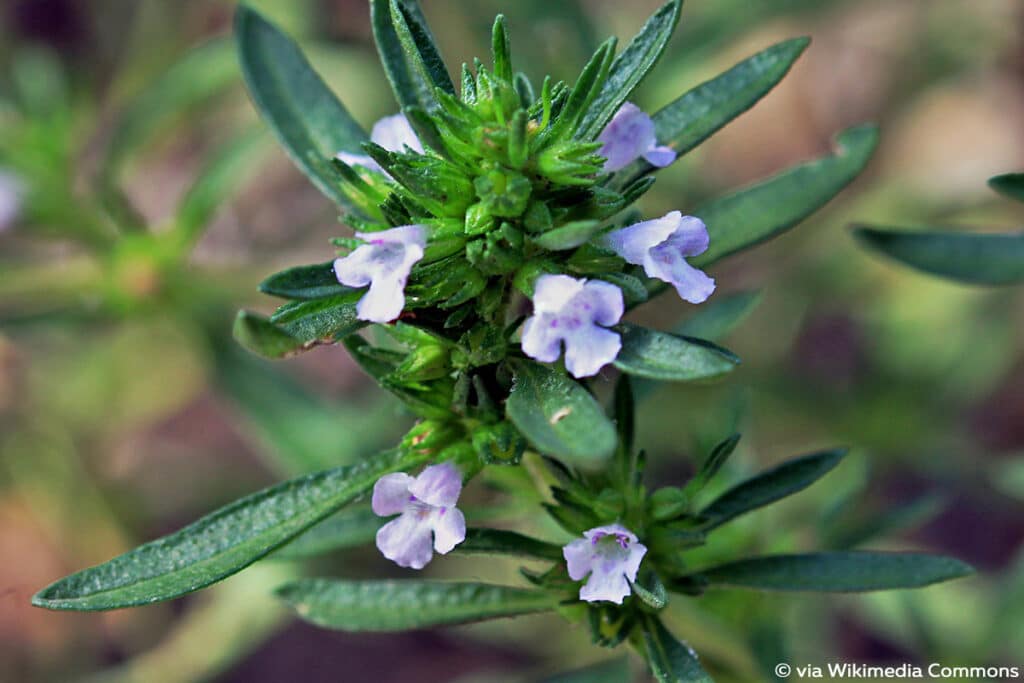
[372,462,466,570]
[563,524,648,604]
[0,170,25,232]
[333,224,426,323]
[604,211,715,304]
[596,102,676,173]
[336,113,424,173]
[521,274,624,379]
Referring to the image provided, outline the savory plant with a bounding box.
[33,2,974,680]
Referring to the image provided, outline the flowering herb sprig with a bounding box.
[32,2,973,680]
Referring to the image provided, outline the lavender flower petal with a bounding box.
[372,472,416,516]
[597,102,676,172]
[376,513,435,569]
[333,225,426,323]
[408,462,462,508]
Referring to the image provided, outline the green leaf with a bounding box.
[650,37,809,165]
[675,290,762,341]
[681,433,741,499]
[233,310,306,359]
[533,220,603,250]
[641,615,714,683]
[272,506,380,559]
[173,130,269,250]
[457,528,564,561]
[613,323,739,382]
[692,125,877,267]
[682,552,974,592]
[371,0,452,118]
[32,449,429,610]
[699,449,846,530]
[853,227,1024,286]
[259,261,352,300]
[541,658,631,683]
[103,39,238,179]
[989,172,1024,202]
[506,360,617,468]
[277,580,556,631]
[577,0,682,140]
[235,6,365,209]
[269,291,366,343]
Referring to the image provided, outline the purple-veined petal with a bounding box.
[584,523,638,544]
[333,225,426,323]
[604,212,682,266]
[577,279,625,327]
[597,102,657,173]
[563,538,595,581]
[409,462,462,508]
[643,244,716,304]
[431,506,466,554]
[580,568,632,605]
[531,274,585,314]
[376,512,435,569]
[563,325,621,378]
[622,543,648,582]
[372,473,415,516]
[642,145,676,168]
[520,314,563,364]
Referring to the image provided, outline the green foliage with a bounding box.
[235,6,366,209]
[613,324,740,381]
[854,227,1024,285]
[32,448,431,610]
[699,449,847,530]
[694,125,879,267]
[641,616,714,683]
[989,172,1024,202]
[680,552,974,592]
[276,579,556,631]
[506,360,617,468]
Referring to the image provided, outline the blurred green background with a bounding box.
[1,1,1022,681]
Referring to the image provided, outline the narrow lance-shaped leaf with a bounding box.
[617,37,810,182]
[268,290,367,344]
[613,323,739,382]
[693,125,878,267]
[699,449,846,529]
[505,360,617,468]
[457,528,564,561]
[577,0,682,140]
[32,448,430,610]
[989,172,1024,203]
[679,552,974,592]
[371,0,453,120]
[235,6,366,209]
[259,261,353,300]
[233,310,307,360]
[853,226,1024,286]
[640,615,714,683]
[681,433,741,499]
[277,580,556,631]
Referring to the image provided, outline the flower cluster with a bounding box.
[333,104,714,379]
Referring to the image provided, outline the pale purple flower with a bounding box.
[336,113,424,173]
[563,524,648,604]
[604,211,715,304]
[596,102,676,173]
[521,274,624,379]
[372,462,466,570]
[334,224,426,323]
[0,170,24,232]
